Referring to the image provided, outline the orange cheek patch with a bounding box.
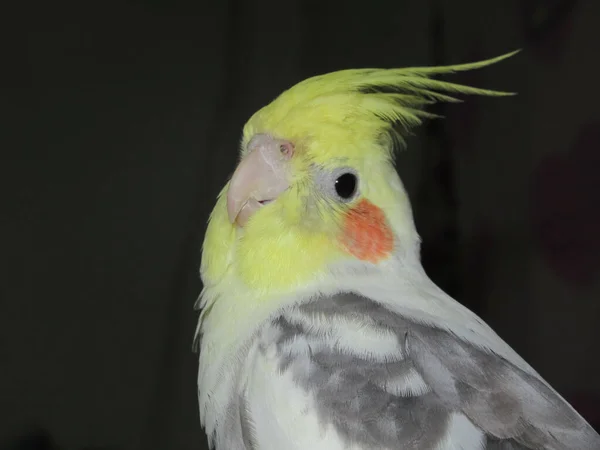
[340,199,394,263]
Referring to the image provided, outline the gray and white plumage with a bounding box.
[198,282,600,450]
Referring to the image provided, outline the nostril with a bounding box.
[279,141,294,158]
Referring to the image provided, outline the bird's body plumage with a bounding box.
[196,51,600,449]
[198,260,599,449]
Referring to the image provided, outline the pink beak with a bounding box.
[226,134,294,227]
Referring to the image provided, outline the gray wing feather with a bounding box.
[270,292,600,449]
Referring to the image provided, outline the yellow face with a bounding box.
[201,130,408,297]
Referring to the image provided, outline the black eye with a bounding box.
[334,172,358,200]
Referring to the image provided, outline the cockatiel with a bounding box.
[195,51,600,449]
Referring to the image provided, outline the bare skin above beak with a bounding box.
[226,134,293,227]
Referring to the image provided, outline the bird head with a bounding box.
[200,52,517,302]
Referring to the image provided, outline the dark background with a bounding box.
[2,0,600,449]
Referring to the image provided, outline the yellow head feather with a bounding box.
[242,50,518,162]
[200,50,519,304]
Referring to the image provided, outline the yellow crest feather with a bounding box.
[242,50,519,158]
